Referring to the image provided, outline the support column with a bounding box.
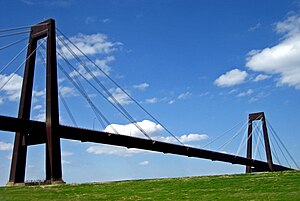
[45,19,64,183]
[261,114,273,171]
[8,36,37,185]
[246,117,253,173]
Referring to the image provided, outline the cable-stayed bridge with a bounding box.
[0,19,297,185]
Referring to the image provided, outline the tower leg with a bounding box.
[7,36,37,185]
[8,133,27,185]
[45,19,64,184]
[246,119,253,173]
[262,114,273,171]
[45,143,51,182]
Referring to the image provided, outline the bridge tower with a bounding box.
[7,19,64,185]
[246,112,273,173]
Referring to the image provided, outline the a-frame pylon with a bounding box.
[246,112,273,173]
[7,19,64,185]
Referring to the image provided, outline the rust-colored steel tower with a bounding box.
[246,112,273,173]
[8,19,64,185]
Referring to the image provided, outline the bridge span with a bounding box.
[0,115,292,174]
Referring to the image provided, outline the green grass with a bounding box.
[0,171,299,201]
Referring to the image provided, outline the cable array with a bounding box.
[0,41,44,91]
[56,28,184,145]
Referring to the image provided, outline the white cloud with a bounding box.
[21,0,73,7]
[178,133,208,142]
[103,120,208,143]
[87,145,146,157]
[88,120,208,156]
[34,112,45,122]
[177,92,191,100]
[246,14,300,89]
[27,165,34,169]
[154,133,208,144]
[214,69,248,87]
[248,23,261,32]
[0,97,3,105]
[102,18,111,23]
[0,141,13,151]
[62,160,70,164]
[58,33,122,59]
[237,89,254,97]
[33,105,43,110]
[160,96,188,105]
[104,120,164,138]
[85,17,111,25]
[33,89,45,97]
[228,89,238,94]
[62,151,72,164]
[275,14,300,37]
[58,78,66,84]
[133,83,149,90]
[139,161,149,166]
[59,86,77,97]
[0,73,23,102]
[33,113,64,123]
[62,151,73,157]
[85,16,97,24]
[69,56,115,80]
[145,97,158,104]
[249,97,259,103]
[108,88,132,106]
[253,74,271,82]
[199,92,210,97]
[168,100,175,104]
[95,56,114,75]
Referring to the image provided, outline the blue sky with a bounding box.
[0,0,300,185]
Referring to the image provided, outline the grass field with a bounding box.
[0,171,299,201]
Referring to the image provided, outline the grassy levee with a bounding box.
[0,171,299,200]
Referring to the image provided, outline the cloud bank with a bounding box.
[87,120,208,156]
[246,14,300,89]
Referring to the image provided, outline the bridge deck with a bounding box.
[0,115,292,172]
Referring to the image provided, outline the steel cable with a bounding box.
[57,28,182,144]
[57,35,152,140]
[0,43,29,74]
[0,37,28,51]
[0,41,44,91]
